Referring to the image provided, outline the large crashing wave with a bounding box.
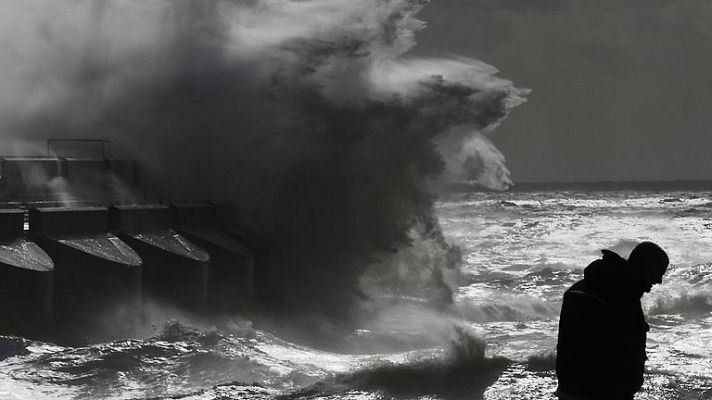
[0,0,528,319]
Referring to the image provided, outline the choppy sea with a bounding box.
[2,186,711,399]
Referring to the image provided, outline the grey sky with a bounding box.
[413,0,712,182]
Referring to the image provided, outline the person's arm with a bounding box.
[608,302,647,396]
[556,289,609,396]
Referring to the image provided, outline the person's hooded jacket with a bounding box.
[556,250,649,400]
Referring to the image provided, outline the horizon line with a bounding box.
[512,178,712,185]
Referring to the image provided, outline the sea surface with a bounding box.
[2,186,712,399]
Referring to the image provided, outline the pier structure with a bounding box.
[0,139,261,342]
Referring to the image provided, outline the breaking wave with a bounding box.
[0,321,520,400]
[648,291,712,315]
[279,326,510,400]
[454,298,560,323]
[0,0,527,319]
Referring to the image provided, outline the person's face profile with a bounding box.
[642,261,668,292]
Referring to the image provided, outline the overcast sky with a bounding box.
[413,0,712,183]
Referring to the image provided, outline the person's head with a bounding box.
[628,241,669,293]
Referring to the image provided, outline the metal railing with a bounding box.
[47,139,112,159]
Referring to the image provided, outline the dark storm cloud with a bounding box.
[463,0,569,14]
[415,0,712,182]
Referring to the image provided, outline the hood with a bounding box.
[583,249,641,300]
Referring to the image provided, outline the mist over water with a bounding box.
[0,0,527,319]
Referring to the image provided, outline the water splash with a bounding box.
[0,0,527,318]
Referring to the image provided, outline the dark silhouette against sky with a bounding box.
[413,0,712,183]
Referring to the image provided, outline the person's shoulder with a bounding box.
[566,279,586,293]
[564,279,608,308]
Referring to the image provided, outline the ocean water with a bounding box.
[1,187,711,399]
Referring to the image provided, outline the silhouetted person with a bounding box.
[556,242,669,400]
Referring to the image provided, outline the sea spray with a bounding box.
[279,325,509,399]
[0,0,528,321]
